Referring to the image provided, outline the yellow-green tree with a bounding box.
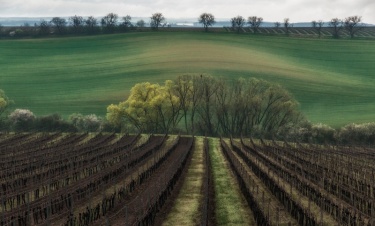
[0,89,11,117]
[107,81,181,133]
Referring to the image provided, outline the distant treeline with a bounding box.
[0,14,142,38]
[0,13,370,39]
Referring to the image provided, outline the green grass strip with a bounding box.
[162,137,205,226]
[209,138,255,225]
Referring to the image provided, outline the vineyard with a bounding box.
[1,133,375,225]
[224,27,375,38]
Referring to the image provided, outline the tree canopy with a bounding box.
[107,81,180,133]
[50,17,67,34]
[248,16,263,33]
[101,13,119,33]
[344,16,362,38]
[150,13,165,30]
[231,16,246,33]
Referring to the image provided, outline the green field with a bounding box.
[1,32,374,127]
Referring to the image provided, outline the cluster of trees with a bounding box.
[105,75,375,144]
[281,16,363,38]
[329,16,362,38]
[4,109,77,132]
[310,16,363,38]
[287,122,375,145]
[230,16,263,33]
[3,109,113,132]
[40,13,142,35]
[106,75,303,137]
[2,86,375,144]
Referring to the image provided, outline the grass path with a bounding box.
[161,137,205,226]
[209,138,256,225]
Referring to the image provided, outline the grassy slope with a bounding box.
[162,137,204,226]
[209,138,255,225]
[1,32,374,126]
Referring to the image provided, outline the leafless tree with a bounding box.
[199,13,216,32]
[173,75,192,133]
[231,16,245,33]
[50,17,67,34]
[283,18,292,35]
[214,78,232,135]
[196,75,219,136]
[248,16,263,33]
[215,78,256,136]
[101,13,118,33]
[329,18,343,38]
[312,20,324,38]
[150,13,165,30]
[190,75,204,135]
[85,16,98,34]
[344,16,362,38]
[136,20,145,28]
[274,22,281,29]
[39,20,50,35]
[120,15,132,31]
[70,15,84,34]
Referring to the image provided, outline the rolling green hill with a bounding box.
[0,32,374,127]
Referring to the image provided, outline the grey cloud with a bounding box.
[0,0,373,23]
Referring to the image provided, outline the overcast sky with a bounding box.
[0,0,374,23]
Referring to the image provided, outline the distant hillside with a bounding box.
[0,32,374,127]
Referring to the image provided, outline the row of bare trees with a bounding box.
[228,15,363,38]
[45,13,166,35]
[311,16,363,38]
[1,12,364,38]
[281,16,363,38]
[43,13,140,35]
[329,16,362,38]
[0,13,166,37]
